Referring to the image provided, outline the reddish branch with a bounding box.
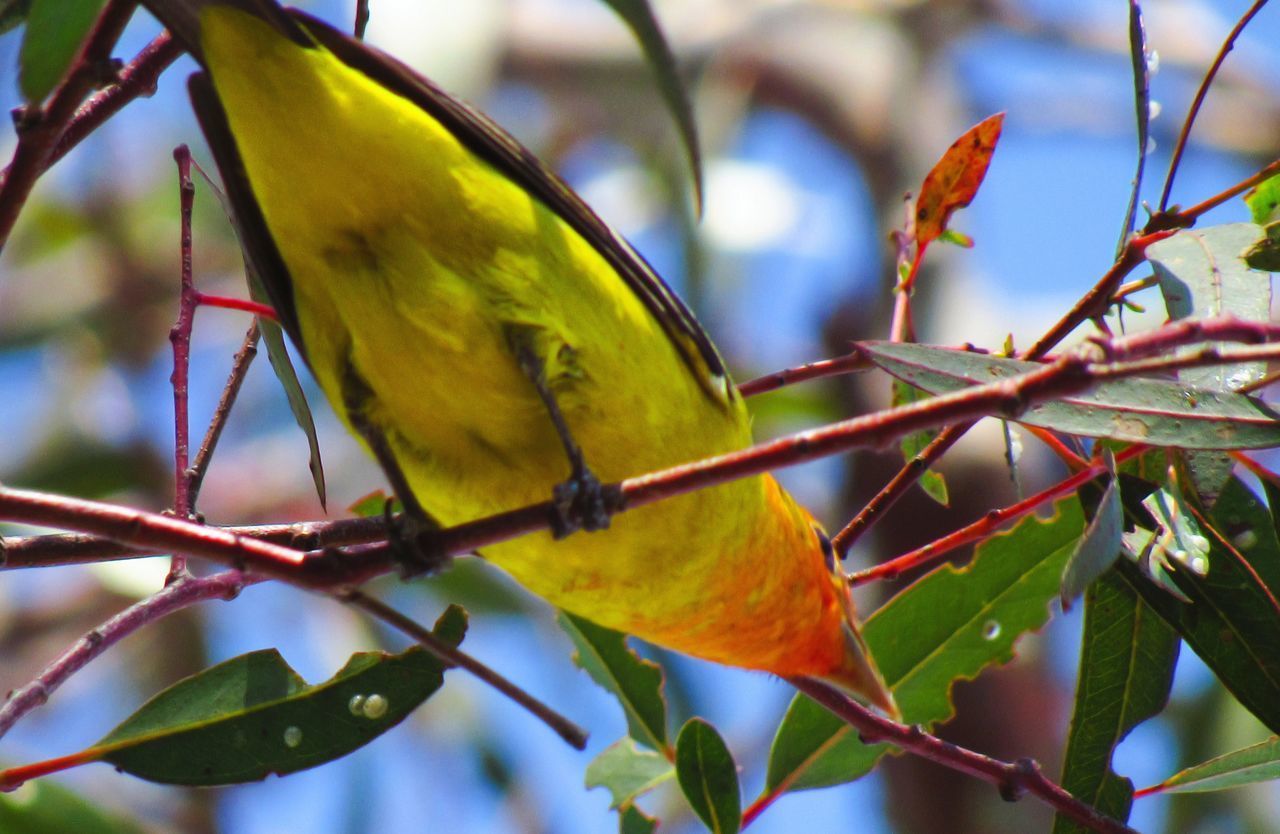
[0,0,138,251]
[786,678,1140,834]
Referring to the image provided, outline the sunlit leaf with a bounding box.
[765,499,1083,792]
[1243,223,1280,272]
[18,0,105,103]
[561,613,668,752]
[863,341,1280,450]
[1149,736,1280,794]
[1245,173,1280,225]
[1060,469,1124,610]
[676,718,740,834]
[585,738,674,809]
[1147,223,1271,392]
[914,113,1004,250]
[1051,572,1178,834]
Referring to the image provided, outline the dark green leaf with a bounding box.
[619,804,659,834]
[1061,473,1124,610]
[0,779,145,834]
[863,341,1280,450]
[585,738,674,809]
[766,499,1084,792]
[92,606,466,785]
[1121,477,1280,734]
[675,718,740,834]
[1051,572,1178,834]
[598,0,702,211]
[18,0,105,103]
[1243,222,1280,272]
[560,612,668,751]
[893,380,948,504]
[1152,736,1280,794]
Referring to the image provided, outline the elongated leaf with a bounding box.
[676,718,740,834]
[196,166,329,508]
[766,499,1084,793]
[0,778,145,834]
[893,380,948,504]
[863,341,1280,450]
[1051,572,1178,834]
[90,606,466,784]
[1060,471,1124,609]
[1122,477,1280,733]
[586,738,675,809]
[1116,0,1150,248]
[18,0,105,103]
[915,113,1004,250]
[560,612,668,752]
[1150,736,1280,794]
[599,0,702,211]
[1148,224,1271,392]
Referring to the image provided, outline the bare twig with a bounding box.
[1157,0,1270,211]
[787,677,1140,834]
[0,571,249,739]
[341,590,588,749]
[189,323,261,505]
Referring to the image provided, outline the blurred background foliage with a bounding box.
[1,0,1279,831]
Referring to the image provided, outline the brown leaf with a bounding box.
[915,113,1005,250]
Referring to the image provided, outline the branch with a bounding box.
[788,677,1140,834]
[0,0,139,251]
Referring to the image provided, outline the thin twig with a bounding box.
[0,571,249,739]
[787,677,1139,834]
[341,590,588,749]
[188,322,261,505]
[1157,0,1270,211]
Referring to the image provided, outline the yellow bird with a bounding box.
[140,0,895,714]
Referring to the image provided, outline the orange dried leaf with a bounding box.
[915,112,1005,250]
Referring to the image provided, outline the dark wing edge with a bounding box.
[289,10,737,407]
[188,72,306,352]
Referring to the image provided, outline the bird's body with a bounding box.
[144,0,893,708]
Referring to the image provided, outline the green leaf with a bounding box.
[1061,472,1124,610]
[1121,477,1280,734]
[675,718,740,834]
[560,612,668,752]
[1152,736,1280,794]
[1245,174,1280,225]
[1243,222,1280,272]
[198,165,328,508]
[91,606,466,785]
[17,0,105,103]
[619,804,659,834]
[0,779,145,834]
[585,738,675,809]
[892,380,948,505]
[253,295,328,510]
[1051,572,1178,834]
[1148,224,1272,392]
[0,0,31,36]
[598,0,702,211]
[766,498,1084,792]
[863,341,1280,450]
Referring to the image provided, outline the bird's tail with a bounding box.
[824,619,899,718]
